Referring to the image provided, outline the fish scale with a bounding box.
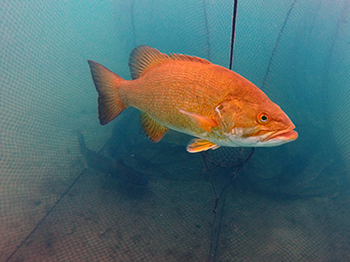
[88,45,297,153]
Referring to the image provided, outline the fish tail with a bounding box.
[88,60,127,125]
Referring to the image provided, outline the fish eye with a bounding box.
[257,112,269,123]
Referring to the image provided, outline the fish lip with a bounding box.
[264,128,298,141]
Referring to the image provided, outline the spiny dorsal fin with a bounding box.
[139,112,169,142]
[129,45,211,80]
[129,45,169,80]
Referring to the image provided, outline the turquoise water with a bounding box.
[1,0,350,261]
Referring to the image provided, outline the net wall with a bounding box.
[1,0,350,261]
[0,1,118,259]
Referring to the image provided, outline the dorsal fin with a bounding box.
[169,53,211,64]
[129,45,169,80]
[129,45,212,80]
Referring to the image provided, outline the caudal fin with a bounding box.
[87,60,127,125]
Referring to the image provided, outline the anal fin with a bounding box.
[139,112,169,142]
[186,138,220,153]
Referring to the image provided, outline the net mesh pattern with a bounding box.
[1,0,350,261]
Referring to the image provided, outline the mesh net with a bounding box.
[1,0,350,261]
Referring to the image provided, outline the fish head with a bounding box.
[216,94,298,147]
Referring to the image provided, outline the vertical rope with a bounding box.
[208,3,250,260]
[228,0,239,70]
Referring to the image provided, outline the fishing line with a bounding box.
[208,197,226,262]
[207,148,254,262]
[261,0,297,90]
[207,1,241,261]
[208,2,297,259]
[228,0,239,70]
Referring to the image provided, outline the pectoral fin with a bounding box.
[179,109,218,133]
[186,138,220,153]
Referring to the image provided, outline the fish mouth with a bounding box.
[264,128,298,142]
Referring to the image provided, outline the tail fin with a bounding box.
[87,60,127,125]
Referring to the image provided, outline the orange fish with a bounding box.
[88,45,297,153]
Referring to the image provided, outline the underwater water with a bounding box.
[1,0,350,261]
